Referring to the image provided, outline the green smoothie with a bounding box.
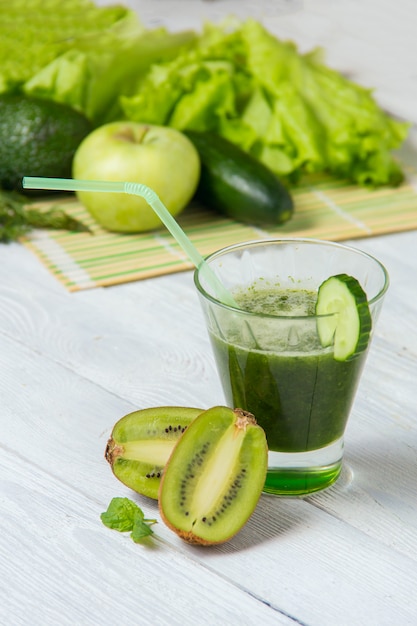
[209,286,367,454]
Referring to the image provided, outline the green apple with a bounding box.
[72,121,200,232]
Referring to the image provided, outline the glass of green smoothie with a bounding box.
[194,238,389,496]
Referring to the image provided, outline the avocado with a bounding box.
[0,94,92,194]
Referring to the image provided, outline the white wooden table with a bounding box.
[2,2,417,625]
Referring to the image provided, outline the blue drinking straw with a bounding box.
[22,176,237,306]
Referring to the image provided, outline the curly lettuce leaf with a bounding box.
[242,20,406,186]
[0,0,132,91]
[121,53,240,130]
[0,0,196,125]
[122,18,410,187]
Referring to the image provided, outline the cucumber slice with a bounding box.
[316,274,372,361]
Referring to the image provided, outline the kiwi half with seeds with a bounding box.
[105,406,203,499]
[159,406,268,545]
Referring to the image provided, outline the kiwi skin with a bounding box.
[105,406,203,500]
[158,406,268,545]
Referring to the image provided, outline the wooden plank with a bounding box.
[1,230,417,624]
[1,333,416,625]
[0,447,290,626]
[0,245,223,411]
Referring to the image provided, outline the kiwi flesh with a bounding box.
[159,406,268,545]
[105,406,203,499]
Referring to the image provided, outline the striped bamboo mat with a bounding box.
[22,167,417,291]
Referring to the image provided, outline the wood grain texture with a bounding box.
[2,229,417,625]
[0,449,291,626]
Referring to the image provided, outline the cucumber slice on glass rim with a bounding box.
[316,273,372,361]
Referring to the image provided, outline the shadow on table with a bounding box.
[191,493,317,554]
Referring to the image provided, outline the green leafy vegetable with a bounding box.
[0,3,409,187]
[101,497,157,543]
[0,190,90,243]
[1,0,196,125]
[121,19,410,187]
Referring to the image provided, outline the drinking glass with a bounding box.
[194,238,389,496]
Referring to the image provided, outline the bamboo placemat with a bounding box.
[21,168,417,291]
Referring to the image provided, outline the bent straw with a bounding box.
[22,176,237,306]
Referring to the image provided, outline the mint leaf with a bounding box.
[131,517,156,543]
[101,497,157,543]
[100,497,138,531]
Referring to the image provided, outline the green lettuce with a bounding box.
[121,19,409,187]
[0,0,196,125]
[2,4,408,186]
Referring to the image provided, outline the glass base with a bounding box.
[263,437,344,496]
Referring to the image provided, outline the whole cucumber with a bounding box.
[185,130,294,227]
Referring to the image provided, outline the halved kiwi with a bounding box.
[159,406,268,545]
[105,406,203,499]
